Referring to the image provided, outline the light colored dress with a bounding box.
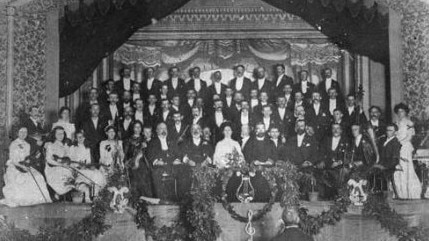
[70,144,107,193]
[44,141,75,195]
[99,140,124,174]
[393,118,422,199]
[52,120,76,141]
[213,138,244,168]
[0,139,52,207]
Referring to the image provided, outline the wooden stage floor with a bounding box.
[1,200,429,241]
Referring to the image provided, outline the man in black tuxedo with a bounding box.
[293,70,315,102]
[120,90,133,110]
[21,105,48,136]
[118,106,134,140]
[165,66,186,100]
[232,100,254,140]
[371,123,401,193]
[348,123,377,176]
[141,67,161,100]
[268,125,286,161]
[243,122,276,202]
[321,123,350,198]
[273,96,295,139]
[147,122,182,200]
[249,89,260,112]
[344,94,367,127]
[208,71,227,103]
[190,106,207,128]
[75,87,100,129]
[186,67,208,103]
[167,110,188,145]
[282,84,295,111]
[229,65,252,100]
[156,99,173,125]
[101,92,123,126]
[317,67,343,102]
[252,67,273,100]
[367,105,387,142]
[207,99,230,143]
[253,91,270,119]
[81,104,108,162]
[115,66,136,96]
[305,91,331,142]
[255,104,280,133]
[131,82,142,103]
[282,120,319,168]
[331,108,349,135]
[274,64,294,98]
[323,87,345,116]
[144,94,159,128]
[99,79,115,105]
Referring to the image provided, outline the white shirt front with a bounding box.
[91,117,98,129]
[188,99,194,107]
[272,138,278,148]
[123,102,131,108]
[175,123,181,133]
[301,81,308,93]
[132,93,140,101]
[193,116,201,125]
[159,136,168,151]
[214,82,221,94]
[355,134,362,147]
[384,136,394,146]
[194,78,201,92]
[215,111,224,127]
[30,117,39,127]
[371,119,379,127]
[162,111,169,121]
[241,136,250,149]
[332,136,341,151]
[241,112,249,125]
[325,78,332,91]
[192,137,201,146]
[236,76,244,91]
[123,118,132,130]
[172,78,178,89]
[313,103,320,116]
[278,108,286,120]
[258,78,266,90]
[297,133,305,147]
[329,99,337,115]
[135,111,144,123]
[263,117,271,130]
[250,99,259,109]
[348,106,355,116]
[285,94,291,103]
[123,78,131,91]
[226,97,232,107]
[109,105,118,119]
[277,74,284,87]
[147,77,154,90]
[148,105,155,115]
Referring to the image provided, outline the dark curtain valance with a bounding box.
[59,0,389,97]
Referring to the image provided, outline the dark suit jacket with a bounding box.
[273,74,294,96]
[243,137,276,163]
[367,120,387,142]
[317,79,343,102]
[321,135,350,167]
[252,79,273,98]
[305,104,332,141]
[283,134,319,166]
[141,78,161,99]
[229,77,252,99]
[166,78,186,99]
[167,122,189,144]
[321,98,345,115]
[81,117,108,163]
[207,110,231,143]
[144,105,161,128]
[156,110,174,126]
[293,81,316,101]
[208,82,227,100]
[115,78,137,95]
[271,228,314,241]
[181,138,214,163]
[344,107,367,126]
[100,103,123,124]
[272,108,295,137]
[146,136,180,164]
[20,116,46,136]
[118,118,134,140]
[186,79,208,100]
[378,137,401,171]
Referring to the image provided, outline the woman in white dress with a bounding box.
[45,126,77,200]
[69,130,107,198]
[99,126,125,175]
[213,122,244,168]
[393,103,422,199]
[52,106,75,143]
[0,127,52,207]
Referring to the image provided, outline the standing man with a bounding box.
[186,66,208,103]
[229,65,252,100]
[141,67,161,100]
[81,104,108,162]
[166,66,186,100]
[75,87,100,129]
[317,67,343,102]
[367,106,387,141]
[252,67,273,100]
[293,70,315,103]
[208,71,227,102]
[274,64,294,98]
[115,66,136,96]
[305,91,331,142]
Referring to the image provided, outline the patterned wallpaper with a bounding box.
[12,6,47,127]
[0,6,7,128]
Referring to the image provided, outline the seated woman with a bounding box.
[123,121,154,200]
[213,122,244,169]
[45,126,88,201]
[99,126,125,175]
[69,130,107,199]
[52,106,75,143]
[0,127,52,207]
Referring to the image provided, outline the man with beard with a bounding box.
[230,65,252,100]
[167,110,188,145]
[121,90,133,110]
[75,87,100,129]
[190,106,206,128]
[243,122,276,202]
[147,122,182,200]
[156,99,173,125]
[119,106,134,140]
[186,66,208,102]
[101,92,122,126]
[115,66,136,96]
[282,84,295,111]
[208,99,231,143]
[274,64,294,98]
[252,67,273,100]
[367,105,387,141]
[131,82,142,102]
[208,71,227,103]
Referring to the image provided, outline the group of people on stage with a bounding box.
[0,64,424,207]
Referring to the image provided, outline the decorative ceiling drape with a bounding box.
[59,0,389,97]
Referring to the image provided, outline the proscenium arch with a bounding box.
[59,0,388,97]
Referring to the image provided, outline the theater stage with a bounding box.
[1,200,429,241]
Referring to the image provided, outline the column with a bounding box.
[388,8,403,110]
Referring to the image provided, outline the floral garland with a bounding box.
[220,161,300,223]
[0,171,128,241]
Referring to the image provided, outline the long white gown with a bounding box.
[213,138,244,168]
[393,118,422,199]
[44,142,75,195]
[0,139,52,207]
[99,140,124,174]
